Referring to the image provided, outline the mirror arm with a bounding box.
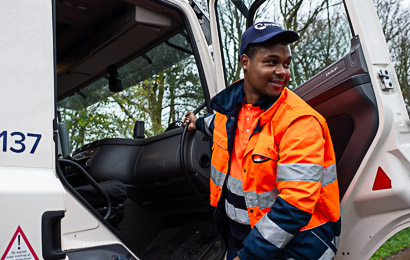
[246,0,268,29]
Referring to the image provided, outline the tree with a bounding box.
[217,0,351,89]
[291,1,350,86]
[59,42,205,151]
[217,0,249,84]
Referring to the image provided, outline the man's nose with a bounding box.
[275,65,286,76]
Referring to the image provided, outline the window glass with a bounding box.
[58,31,205,151]
[216,0,252,85]
[216,0,351,89]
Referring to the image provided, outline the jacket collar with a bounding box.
[259,87,288,126]
[210,79,245,114]
[211,79,288,125]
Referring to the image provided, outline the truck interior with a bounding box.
[56,0,221,259]
[55,0,379,259]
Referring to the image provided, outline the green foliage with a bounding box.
[291,2,351,86]
[59,53,204,152]
[370,228,410,259]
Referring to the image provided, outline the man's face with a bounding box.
[241,43,292,103]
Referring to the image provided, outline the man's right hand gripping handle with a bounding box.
[182,111,197,131]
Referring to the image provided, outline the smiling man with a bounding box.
[184,22,341,260]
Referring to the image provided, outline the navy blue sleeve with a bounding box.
[237,197,312,259]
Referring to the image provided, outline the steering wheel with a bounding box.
[179,102,210,205]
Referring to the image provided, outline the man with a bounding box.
[183,22,341,260]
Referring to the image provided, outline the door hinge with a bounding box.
[378,69,393,90]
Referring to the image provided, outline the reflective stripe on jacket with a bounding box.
[196,79,341,259]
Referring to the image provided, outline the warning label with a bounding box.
[1,226,39,260]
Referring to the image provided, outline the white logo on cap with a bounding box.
[254,22,280,30]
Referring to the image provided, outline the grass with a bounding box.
[370,228,410,259]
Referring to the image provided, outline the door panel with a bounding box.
[294,36,379,199]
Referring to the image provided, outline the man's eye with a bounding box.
[268,60,278,65]
[284,62,291,68]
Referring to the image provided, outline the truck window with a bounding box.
[216,0,351,88]
[58,30,205,151]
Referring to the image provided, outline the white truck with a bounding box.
[0,0,409,259]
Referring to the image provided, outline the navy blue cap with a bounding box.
[240,22,299,56]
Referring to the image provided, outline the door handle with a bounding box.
[42,211,66,260]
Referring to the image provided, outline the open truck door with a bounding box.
[208,0,410,258]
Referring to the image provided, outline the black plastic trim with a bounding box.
[302,74,371,107]
[343,0,355,37]
[50,3,65,259]
[73,128,183,154]
[214,0,229,91]
[42,211,66,260]
[246,0,266,29]
[231,0,249,17]
[52,0,58,159]
[55,150,144,257]
[180,103,210,206]
[59,159,112,219]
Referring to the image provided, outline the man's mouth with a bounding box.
[269,79,286,87]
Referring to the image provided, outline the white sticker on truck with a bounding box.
[1,226,39,260]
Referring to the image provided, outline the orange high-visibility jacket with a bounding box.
[196,80,341,259]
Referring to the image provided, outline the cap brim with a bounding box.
[250,30,299,45]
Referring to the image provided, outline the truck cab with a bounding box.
[0,0,409,259]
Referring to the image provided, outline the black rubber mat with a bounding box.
[140,222,225,260]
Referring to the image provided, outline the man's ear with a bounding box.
[240,54,250,72]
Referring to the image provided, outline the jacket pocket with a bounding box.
[248,137,279,189]
[251,133,278,163]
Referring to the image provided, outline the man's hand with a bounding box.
[182,111,197,131]
[233,257,241,260]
